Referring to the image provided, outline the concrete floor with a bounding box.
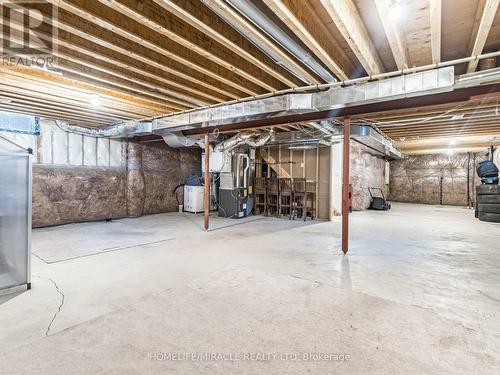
[0,203,499,374]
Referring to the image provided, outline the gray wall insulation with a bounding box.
[32,141,200,227]
[350,143,388,211]
[389,152,488,206]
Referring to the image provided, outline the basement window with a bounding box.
[0,111,40,135]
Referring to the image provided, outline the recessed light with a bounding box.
[89,94,100,106]
[389,4,404,21]
[450,114,464,121]
[448,139,456,145]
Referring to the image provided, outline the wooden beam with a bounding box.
[6,28,196,109]
[0,103,110,125]
[467,0,487,54]
[467,0,500,72]
[0,79,155,118]
[383,121,500,135]
[262,0,351,80]
[320,0,385,75]
[51,8,235,100]
[1,66,172,113]
[0,93,131,122]
[429,0,442,64]
[374,0,410,69]
[341,118,350,254]
[48,0,257,96]
[99,0,284,92]
[205,0,321,85]
[18,3,233,102]
[154,0,300,87]
[6,15,219,107]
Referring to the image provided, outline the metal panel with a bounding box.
[0,152,31,292]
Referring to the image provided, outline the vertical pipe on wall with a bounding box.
[203,122,210,231]
[342,118,351,254]
[315,146,319,218]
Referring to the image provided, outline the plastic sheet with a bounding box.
[389,152,487,206]
[0,150,30,291]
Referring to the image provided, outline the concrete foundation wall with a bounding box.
[389,152,486,206]
[350,143,388,211]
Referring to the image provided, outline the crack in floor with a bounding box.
[33,275,65,336]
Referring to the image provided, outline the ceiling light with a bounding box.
[389,4,403,22]
[448,139,456,145]
[89,94,100,106]
[450,114,464,121]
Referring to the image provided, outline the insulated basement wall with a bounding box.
[141,141,201,215]
[1,120,201,227]
[350,143,388,211]
[389,152,488,206]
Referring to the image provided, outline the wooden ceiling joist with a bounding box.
[467,0,500,72]
[6,14,222,105]
[319,0,385,75]
[1,66,172,114]
[205,0,322,85]
[5,27,201,109]
[153,0,301,88]
[0,80,155,118]
[261,0,352,80]
[99,0,286,93]
[0,103,111,126]
[0,96,126,123]
[47,0,259,97]
[47,11,237,102]
[374,0,410,70]
[429,0,442,64]
[0,91,134,122]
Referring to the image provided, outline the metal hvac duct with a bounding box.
[154,66,455,132]
[225,0,335,82]
[55,120,152,138]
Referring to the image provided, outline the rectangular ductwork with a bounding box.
[153,67,455,133]
[351,125,403,159]
[262,125,403,159]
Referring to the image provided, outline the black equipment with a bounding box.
[368,187,391,211]
[476,160,499,185]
